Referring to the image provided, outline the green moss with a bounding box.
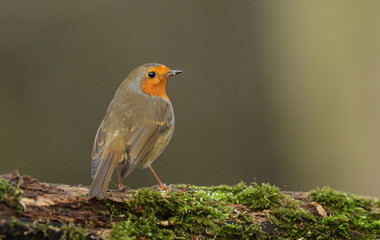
[109,184,266,239]
[7,219,88,240]
[0,178,23,212]
[310,186,372,212]
[310,186,380,239]
[110,212,175,240]
[186,181,248,194]
[266,194,320,239]
[104,183,380,239]
[235,183,283,210]
[59,223,88,240]
[180,182,284,210]
[260,187,380,239]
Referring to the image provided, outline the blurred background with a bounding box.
[1,1,379,196]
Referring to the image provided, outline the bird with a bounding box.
[89,63,182,199]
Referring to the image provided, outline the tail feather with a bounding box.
[89,152,118,199]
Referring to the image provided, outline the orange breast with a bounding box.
[140,78,169,101]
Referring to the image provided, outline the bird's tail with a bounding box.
[89,152,119,199]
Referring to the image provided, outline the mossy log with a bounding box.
[0,171,379,239]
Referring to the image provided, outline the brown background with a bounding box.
[1,1,379,196]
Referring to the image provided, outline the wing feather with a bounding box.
[121,100,174,177]
[91,121,107,178]
[121,125,161,177]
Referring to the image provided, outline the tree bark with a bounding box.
[0,171,378,240]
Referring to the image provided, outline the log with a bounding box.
[0,171,378,239]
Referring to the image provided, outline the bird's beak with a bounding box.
[167,70,183,77]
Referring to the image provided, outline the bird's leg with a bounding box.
[116,168,123,189]
[149,166,166,190]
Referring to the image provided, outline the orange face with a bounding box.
[140,65,171,101]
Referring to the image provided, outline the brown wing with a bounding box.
[91,120,107,179]
[90,119,125,199]
[121,102,174,177]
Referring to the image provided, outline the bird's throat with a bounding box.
[140,78,170,101]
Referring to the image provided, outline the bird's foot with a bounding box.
[159,182,167,190]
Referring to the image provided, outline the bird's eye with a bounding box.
[147,72,156,78]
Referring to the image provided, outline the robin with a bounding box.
[89,63,182,199]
